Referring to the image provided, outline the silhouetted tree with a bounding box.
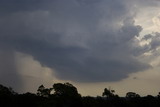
[158,92,160,98]
[102,87,115,98]
[52,82,82,107]
[126,92,140,98]
[37,85,51,97]
[0,84,17,106]
[0,84,16,96]
[52,82,81,98]
[1,83,160,107]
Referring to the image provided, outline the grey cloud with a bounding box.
[130,32,160,57]
[142,33,160,52]
[0,50,23,92]
[149,33,160,50]
[142,34,153,40]
[0,0,154,84]
[0,0,50,13]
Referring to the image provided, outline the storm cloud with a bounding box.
[0,0,159,84]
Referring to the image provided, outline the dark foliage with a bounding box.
[0,83,160,107]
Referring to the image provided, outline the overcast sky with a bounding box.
[0,0,160,96]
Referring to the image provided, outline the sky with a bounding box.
[0,0,160,96]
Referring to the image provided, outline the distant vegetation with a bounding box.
[0,83,160,107]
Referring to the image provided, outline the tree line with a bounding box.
[0,83,160,107]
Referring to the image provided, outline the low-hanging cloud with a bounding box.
[0,0,159,84]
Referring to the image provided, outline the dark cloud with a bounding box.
[0,0,49,13]
[0,0,156,84]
